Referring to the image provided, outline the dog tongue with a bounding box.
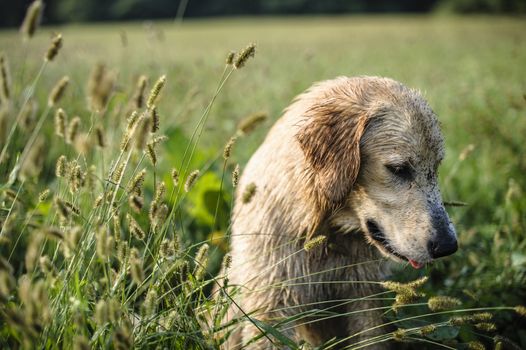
[408,259,424,269]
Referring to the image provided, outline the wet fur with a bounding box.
[224,76,454,349]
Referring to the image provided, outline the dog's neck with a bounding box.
[326,226,383,261]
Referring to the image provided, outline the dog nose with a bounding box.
[427,238,458,259]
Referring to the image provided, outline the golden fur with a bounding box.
[224,76,457,349]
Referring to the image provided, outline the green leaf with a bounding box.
[185,172,230,228]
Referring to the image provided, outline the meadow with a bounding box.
[0,14,525,349]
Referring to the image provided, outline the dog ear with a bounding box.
[296,100,368,212]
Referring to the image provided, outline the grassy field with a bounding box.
[0,15,525,349]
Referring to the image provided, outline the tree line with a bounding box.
[1,0,525,28]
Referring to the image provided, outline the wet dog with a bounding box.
[225,76,457,349]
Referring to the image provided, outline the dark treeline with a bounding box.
[1,0,525,27]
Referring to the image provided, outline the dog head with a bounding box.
[296,76,457,268]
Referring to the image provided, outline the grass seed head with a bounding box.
[221,253,232,272]
[42,226,65,241]
[154,181,165,202]
[152,203,168,231]
[87,63,115,112]
[66,116,80,144]
[474,322,497,332]
[96,227,114,260]
[38,189,50,202]
[19,99,37,132]
[0,270,15,301]
[127,214,145,240]
[48,76,69,107]
[68,162,84,193]
[406,276,428,289]
[160,238,178,259]
[149,200,159,223]
[193,243,209,280]
[145,143,157,165]
[304,235,327,251]
[237,111,267,135]
[0,257,14,274]
[171,168,179,187]
[117,241,129,265]
[234,43,256,69]
[392,328,407,342]
[0,53,10,102]
[514,305,526,317]
[129,195,143,213]
[45,33,63,61]
[66,226,82,252]
[381,281,419,298]
[129,168,146,196]
[471,312,493,322]
[55,198,72,220]
[54,108,67,137]
[111,161,125,183]
[226,51,235,65]
[20,1,42,39]
[232,164,240,187]
[133,114,151,150]
[94,299,109,326]
[130,248,144,284]
[149,135,167,147]
[185,170,200,192]
[223,136,236,159]
[141,289,158,317]
[126,110,139,131]
[56,155,67,178]
[132,75,148,109]
[242,182,257,204]
[428,296,462,311]
[150,106,159,132]
[467,341,485,350]
[459,144,475,161]
[419,324,436,335]
[147,75,166,109]
[39,256,55,275]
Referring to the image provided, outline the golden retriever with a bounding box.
[224,76,457,349]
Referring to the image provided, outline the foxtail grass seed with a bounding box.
[304,235,327,251]
[234,43,256,69]
[48,76,69,107]
[147,75,166,109]
[45,33,63,61]
[54,108,67,137]
[242,182,256,204]
[20,0,42,39]
[185,170,200,192]
[0,54,10,101]
[223,136,236,159]
[237,111,267,135]
[232,164,240,187]
[133,75,147,109]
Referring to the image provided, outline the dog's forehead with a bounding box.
[362,88,445,166]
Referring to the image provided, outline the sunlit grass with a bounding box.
[0,14,525,349]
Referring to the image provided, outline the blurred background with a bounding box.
[1,0,525,27]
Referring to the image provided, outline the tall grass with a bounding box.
[0,7,525,349]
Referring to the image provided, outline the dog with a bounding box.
[224,76,457,349]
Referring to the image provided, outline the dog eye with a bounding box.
[386,163,414,181]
